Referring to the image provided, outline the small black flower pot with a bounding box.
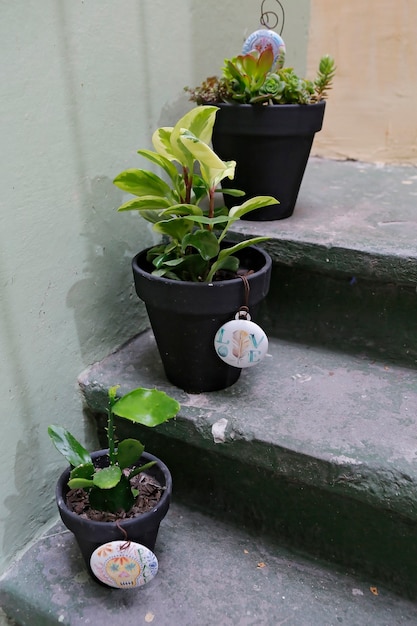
[56,450,172,582]
[212,101,326,221]
[132,244,272,393]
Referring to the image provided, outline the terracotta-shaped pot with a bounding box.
[212,101,326,220]
[56,449,172,582]
[132,244,272,393]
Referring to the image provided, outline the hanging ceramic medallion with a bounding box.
[214,311,268,368]
[242,29,286,69]
[90,540,158,589]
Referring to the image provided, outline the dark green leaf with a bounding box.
[208,255,239,280]
[93,466,122,489]
[160,203,203,217]
[216,188,245,197]
[68,477,94,489]
[69,462,94,481]
[182,214,230,225]
[153,217,193,241]
[48,425,91,467]
[151,268,183,280]
[152,252,181,270]
[137,149,179,182]
[116,196,171,212]
[128,461,157,480]
[153,254,209,281]
[89,475,135,513]
[113,169,172,197]
[117,439,145,470]
[182,230,219,260]
[112,388,180,427]
[229,196,278,219]
[217,237,270,260]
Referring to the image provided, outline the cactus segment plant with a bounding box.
[48,386,180,514]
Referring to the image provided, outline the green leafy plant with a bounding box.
[185,47,336,106]
[48,386,180,513]
[113,105,278,282]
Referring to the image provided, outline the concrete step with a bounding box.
[232,158,417,366]
[261,262,417,368]
[78,330,417,598]
[232,157,417,286]
[1,502,417,626]
[2,158,416,624]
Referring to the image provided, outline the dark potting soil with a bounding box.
[66,472,164,523]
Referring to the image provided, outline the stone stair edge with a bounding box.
[230,224,417,285]
[3,502,417,625]
[229,156,417,285]
[84,399,417,525]
[78,332,417,524]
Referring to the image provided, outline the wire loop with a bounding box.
[260,0,285,34]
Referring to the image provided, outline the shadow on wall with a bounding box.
[3,427,50,561]
[2,417,98,562]
[157,91,194,129]
[66,176,149,363]
[53,3,151,362]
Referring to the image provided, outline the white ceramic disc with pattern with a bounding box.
[242,29,286,69]
[90,540,158,589]
[214,319,268,368]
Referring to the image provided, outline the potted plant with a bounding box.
[113,105,278,393]
[185,44,336,220]
[48,385,180,587]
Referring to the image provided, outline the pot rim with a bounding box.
[214,100,326,110]
[55,449,172,528]
[132,243,272,288]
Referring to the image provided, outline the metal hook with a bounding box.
[260,0,285,35]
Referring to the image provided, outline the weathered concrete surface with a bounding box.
[34,156,417,604]
[2,503,417,626]
[230,158,417,284]
[79,331,417,518]
[77,331,417,595]
[263,264,417,367]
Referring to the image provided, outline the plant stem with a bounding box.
[107,395,117,466]
[208,187,215,228]
[129,461,156,480]
[183,167,192,204]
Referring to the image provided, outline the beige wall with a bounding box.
[307,0,417,164]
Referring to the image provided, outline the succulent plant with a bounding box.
[186,47,335,106]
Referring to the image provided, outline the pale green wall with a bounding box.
[0,0,310,574]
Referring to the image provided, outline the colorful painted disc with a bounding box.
[90,540,158,589]
[242,29,286,69]
[214,318,268,368]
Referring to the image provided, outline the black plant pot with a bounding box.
[56,450,172,582]
[212,101,326,221]
[132,245,272,393]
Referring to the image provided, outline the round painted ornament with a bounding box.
[214,311,268,368]
[90,540,158,589]
[242,29,286,69]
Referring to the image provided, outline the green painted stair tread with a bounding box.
[230,158,417,284]
[78,326,417,595]
[79,331,417,526]
[1,502,417,626]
